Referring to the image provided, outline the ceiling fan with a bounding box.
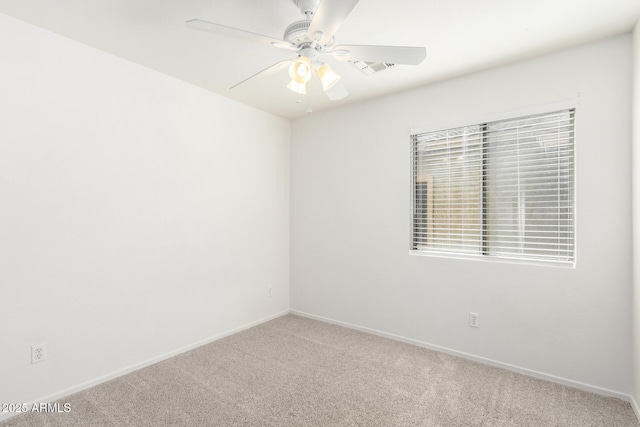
[186,0,426,101]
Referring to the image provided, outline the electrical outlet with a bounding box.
[267,286,272,297]
[469,312,479,328]
[31,343,46,364]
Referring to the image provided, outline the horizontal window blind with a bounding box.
[411,109,575,264]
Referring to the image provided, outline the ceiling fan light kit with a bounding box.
[186,0,426,103]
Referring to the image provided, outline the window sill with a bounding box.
[409,249,576,269]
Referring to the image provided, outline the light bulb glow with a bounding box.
[296,63,308,77]
[288,57,312,84]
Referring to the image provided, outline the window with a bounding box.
[411,109,575,264]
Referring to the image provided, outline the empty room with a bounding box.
[1,0,640,425]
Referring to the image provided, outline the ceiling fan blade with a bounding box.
[186,19,295,51]
[230,60,291,90]
[307,0,360,45]
[332,44,426,65]
[325,81,348,101]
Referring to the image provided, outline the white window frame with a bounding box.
[409,103,578,267]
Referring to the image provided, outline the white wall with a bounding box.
[0,13,290,418]
[632,21,640,416]
[291,34,633,396]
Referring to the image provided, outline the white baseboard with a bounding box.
[0,310,289,423]
[631,395,640,424]
[290,309,632,403]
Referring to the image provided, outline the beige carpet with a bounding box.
[2,314,638,426]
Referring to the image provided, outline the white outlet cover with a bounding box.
[469,313,479,328]
[31,343,46,364]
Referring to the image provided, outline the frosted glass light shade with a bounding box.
[317,63,341,91]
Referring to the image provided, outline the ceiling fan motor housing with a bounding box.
[283,20,312,45]
[284,19,334,49]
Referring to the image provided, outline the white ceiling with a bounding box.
[1,0,639,119]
